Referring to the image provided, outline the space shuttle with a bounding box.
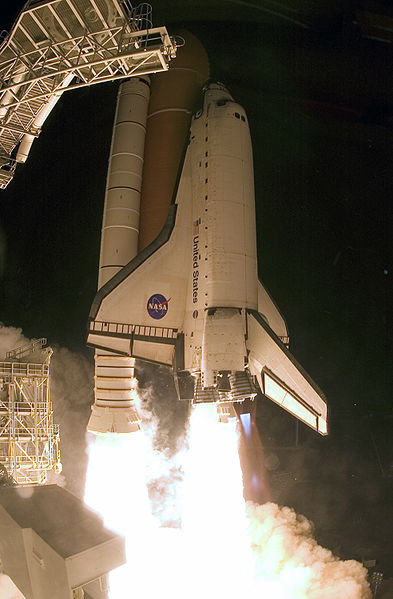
[86,35,327,438]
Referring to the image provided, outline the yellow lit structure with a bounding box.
[0,338,61,485]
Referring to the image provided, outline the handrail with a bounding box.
[0,362,49,377]
[90,319,178,339]
[5,338,47,359]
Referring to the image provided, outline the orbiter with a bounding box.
[86,36,327,438]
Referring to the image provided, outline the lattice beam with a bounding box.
[0,0,177,188]
[0,340,61,485]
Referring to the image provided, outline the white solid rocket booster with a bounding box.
[88,76,150,434]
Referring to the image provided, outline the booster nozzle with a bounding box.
[87,405,141,435]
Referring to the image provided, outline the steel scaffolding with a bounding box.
[0,0,177,188]
[0,338,61,485]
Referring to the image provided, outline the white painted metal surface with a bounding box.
[88,82,328,435]
[190,84,258,310]
[185,84,257,387]
[98,77,150,287]
[88,77,150,434]
[0,485,125,599]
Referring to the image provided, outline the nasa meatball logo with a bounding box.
[147,294,170,319]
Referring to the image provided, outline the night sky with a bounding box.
[1,0,392,577]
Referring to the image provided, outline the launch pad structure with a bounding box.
[0,0,177,188]
[0,338,61,485]
[0,484,126,599]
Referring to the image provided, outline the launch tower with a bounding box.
[0,0,177,188]
[0,338,61,485]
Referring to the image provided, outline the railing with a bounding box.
[1,454,56,466]
[6,470,47,485]
[90,320,178,339]
[0,326,60,485]
[0,425,59,439]
[0,402,51,413]
[0,362,49,377]
[6,337,47,360]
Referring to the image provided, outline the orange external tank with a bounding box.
[138,30,209,250]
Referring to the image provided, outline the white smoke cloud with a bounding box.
[0,326,28,359]
[136,363,189,455]
[247,502,372,599]
[136,380,187,527]
[50,345,93,496]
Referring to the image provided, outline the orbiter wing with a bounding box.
[247,310,327,435]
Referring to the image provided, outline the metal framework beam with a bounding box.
[0,339,61,485]
[0,0,177,188]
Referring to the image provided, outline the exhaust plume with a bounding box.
[85,400,371,599]
[247,502,372,598]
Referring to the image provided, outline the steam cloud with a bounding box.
[137,363,189,527]
[0,325,29,358]
[50,345,93,494]
[246,502,372,598]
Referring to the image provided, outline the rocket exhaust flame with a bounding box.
[181,403,255,597]
[84,432,158,596]
[84,403,371,599]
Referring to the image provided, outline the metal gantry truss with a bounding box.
[0,0,177,188]
[0,338,61,485]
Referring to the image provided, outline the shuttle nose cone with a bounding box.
[203,80,227,92]
[203,80,234,106]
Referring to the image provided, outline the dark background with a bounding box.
[1,0,392,578]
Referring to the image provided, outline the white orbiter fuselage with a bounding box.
[87,82,327,436]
